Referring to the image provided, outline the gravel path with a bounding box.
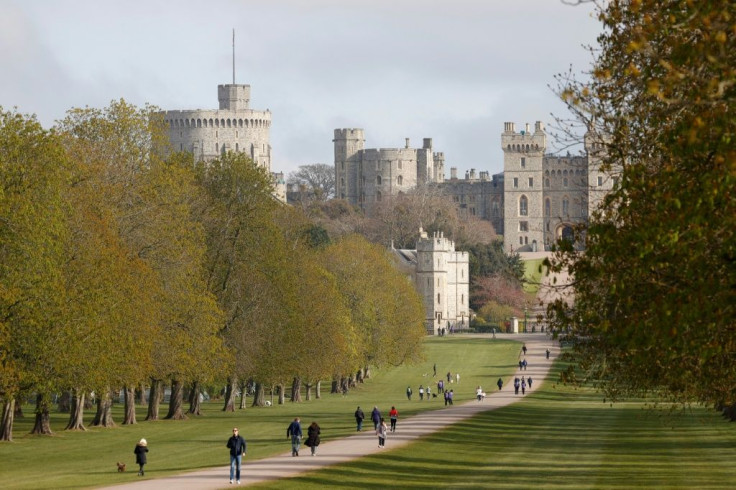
[103,333,557,489]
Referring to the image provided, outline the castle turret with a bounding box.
[502,121,546,253]
[334,128,365,202]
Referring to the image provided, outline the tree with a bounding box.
[287,163,336,202]
[548,0,736,418]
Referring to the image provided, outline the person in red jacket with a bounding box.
[389,406,399,432]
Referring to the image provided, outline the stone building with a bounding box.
[163,83,273,171]
[334,130,445,211]
[335,122,616,254]
[393,229,470,335]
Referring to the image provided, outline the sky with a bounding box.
[1,0,601,177]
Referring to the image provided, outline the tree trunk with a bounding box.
[90,389,115,428]
[364,365,372,379]
[722,403,736,422]
[222,377,236,412]
[146,379,162,421]
[65,389,86,431]
[290,377,302,402]
[277,383,285,405]
[357,368,365,383]
[251,382,265,407]
[188,381,202,415]
[316,380,321,399]
[123,385,136,425]
[331,379,339,394]
[340,376,349,394]
[57,391,72,413]
[137,384,147,406]
[31,392,53,435]
[14,401,24,418]
[348,373,357,388]
[0,398,15,441]
[305,382,312,401]
[165,378,187,420]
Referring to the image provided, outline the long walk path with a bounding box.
[106,333,558,489]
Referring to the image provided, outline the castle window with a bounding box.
[519,195,528,216]
[521,157,526,168]
[528,177,533,187]
[598,176,603,186]
[563,198,569,215]
[461,294,464,305]
[215,143,219,153]
[545,178,550,188]
[397,175,403,185]
[519,221,529,232]
[376,175,382,185]
[563,177,568,187]
[471,207,476,216]
[235,143,239,152]
[236,131,238,138]
[227,119,231,128]
[513,177,519,188]
[547,221,550,231]
[545,199,551,216]
[520,237,523,245]
[492,202,499,217]
[376,191,382,202]
[525,236,528,245]
[437,293,441,304]
[427,278,430,288]
[197,119,201,128]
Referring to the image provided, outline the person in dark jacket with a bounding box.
[354,406,365,431]
[497,378,504,390]
[287,417,303,456]
[370,406,381,430]
[134,438,148,476]
[226,427,246,484]
[305,421,321,456]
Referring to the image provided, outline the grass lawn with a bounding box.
[522,257,546,294]
[252,361,736,489]
[0,336,521,489]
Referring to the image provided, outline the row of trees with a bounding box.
[548,0,735,419]
[0,102,426,441]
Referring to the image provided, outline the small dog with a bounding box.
[116,462,126,472]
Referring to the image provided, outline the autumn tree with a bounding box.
[548,0,736,418]
[287,163,336,203]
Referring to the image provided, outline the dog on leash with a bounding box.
[116,462,126,472]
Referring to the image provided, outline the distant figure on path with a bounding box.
[406,386,412,400]
[546,349,550,359]
[426,385,431,399]
[371,406,382,430]
[438,379,444,393]
[476,386,483,402]
[419,385,424,400]
[377,418,388,448]
[444,390,449,406]
[447,371,452,382]
[389,406,399,432]
[226,428,246,484]
[521,377,527,395]
[134,438,148,476]
[305,421,321,456]
[287,417,302,457]
[448,390,454,405]
[433,363,437,376]
[522,359,528,371]
[354,406,365,431]
[456,373,460,384]
[528,376,533,389]
[522,344,527,356]
[514,377,520,395]
[497,378,503,390]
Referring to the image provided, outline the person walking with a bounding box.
[447,371,452,382]
[389,406,399,432]
[518,360,523,370]
[546,348,551,359]
[522,344,527,356]
[438,379,444,394]
[433,363,437,377]
[444,390,449,406]
[456,373,460,384]
[226,428,246,484]
[521,377,527,395]
[514,377,520,395]
[497,378,503,391]
[371,406,382,430]
[528,376,533,389]
[426,385,431,400]
[305,421,321,456]
[476,386,483,402]
[406,386,412,401]
[448,389,454,405]
[133,438,148,476]
[419,385,424,401]
[286,417,302,457]
[376,418,388,448]
[522,359,528,371]
[354,406,365,431]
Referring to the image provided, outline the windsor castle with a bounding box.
[163,81,613,333]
